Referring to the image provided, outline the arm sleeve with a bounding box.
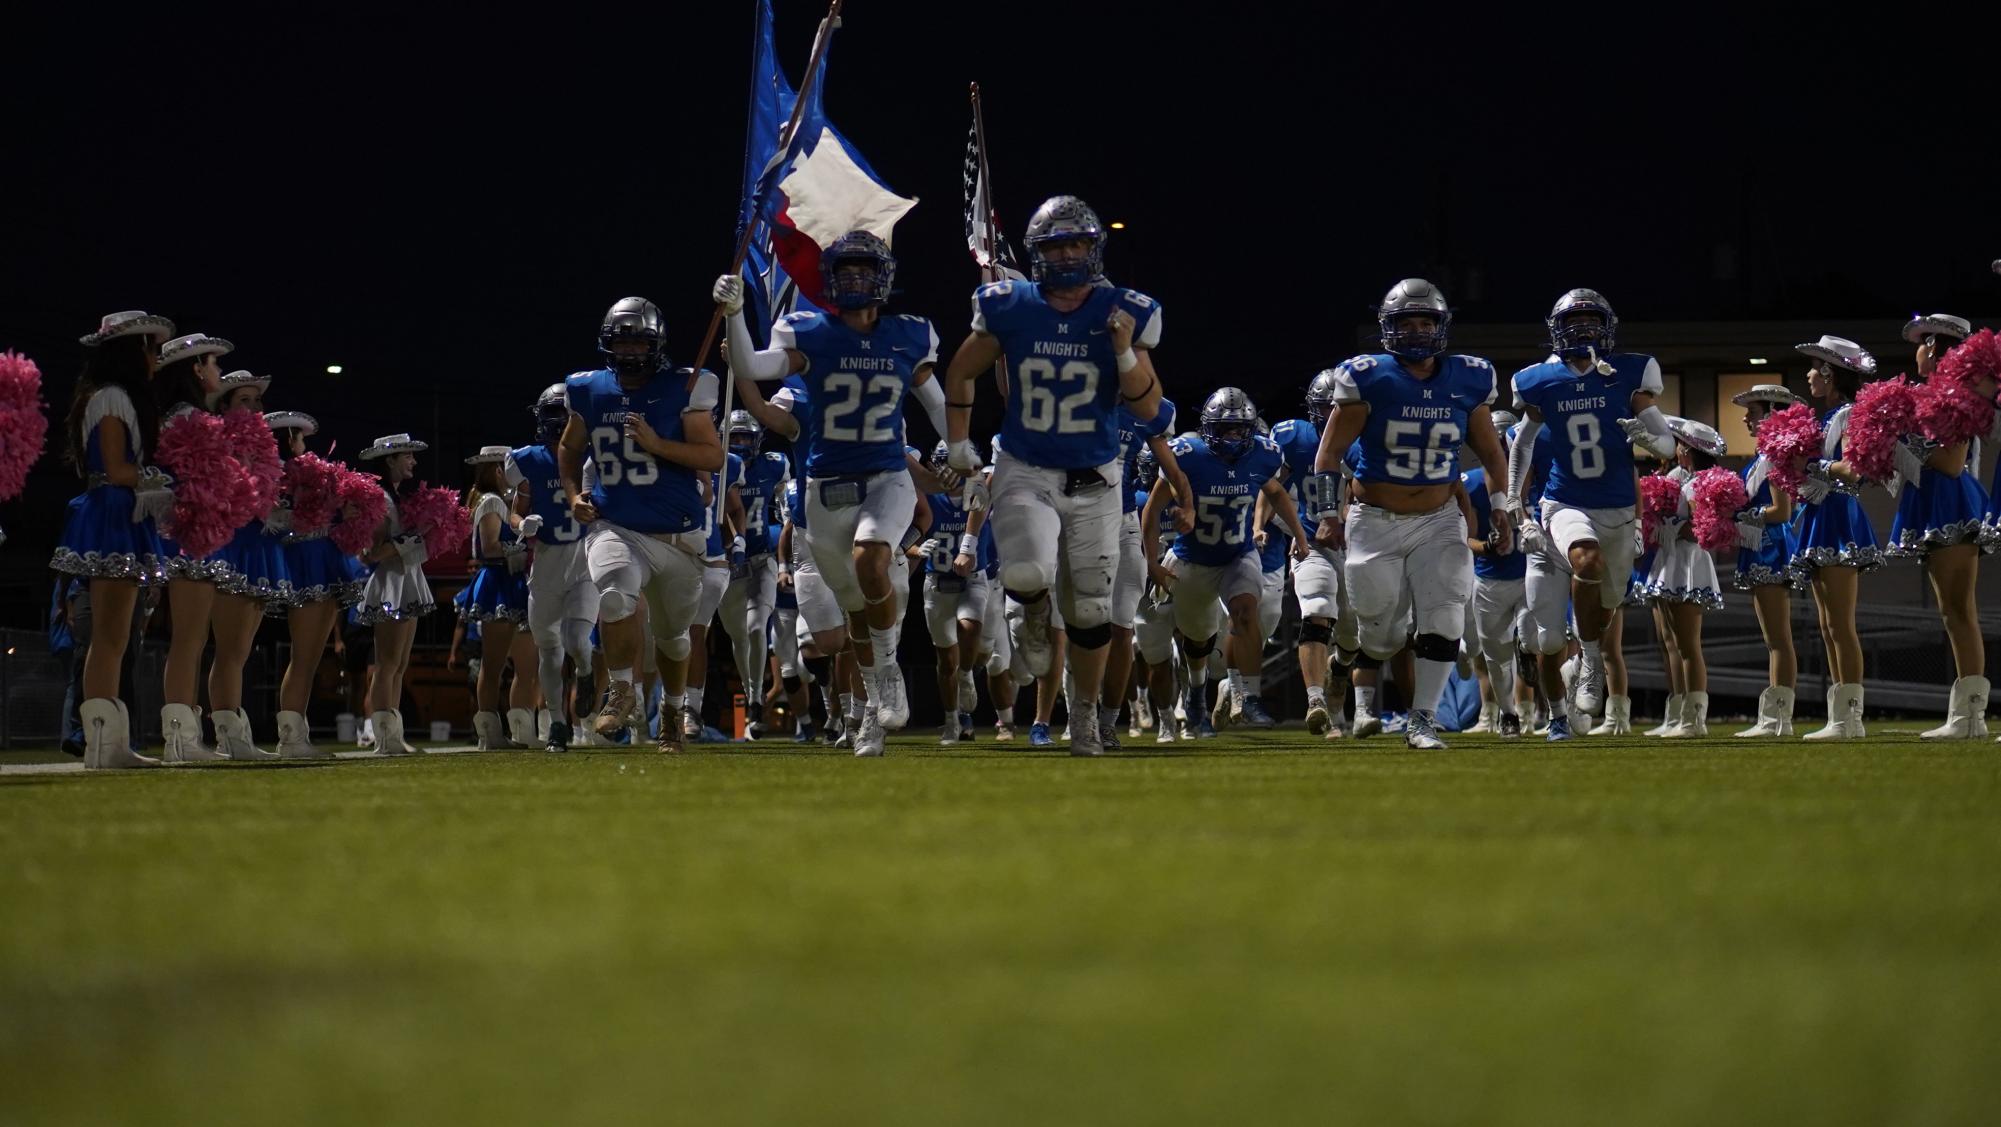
[501,453,526,489]
[726,310,793,382]
[1506,422,1538,511]
[910,376,949,443]
[1633,405,1677,458]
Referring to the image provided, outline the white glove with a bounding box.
[517,514,544,540]
[964,477,990,512]
[1516,520,1545,557]
[1616,417,1654,445]
[1654,516,1685,548]
[933,465,966,492]
[263,506,294,535]
[132,466,176,524]
[503,540,528,574]
[712,274,745,316]
[1736,518,1765,549]
[947,439,984,475]
[394,533,428,569]
[1796,471,1832,505]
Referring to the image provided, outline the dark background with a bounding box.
[7,4,2000,572]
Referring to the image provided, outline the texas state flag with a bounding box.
[739,1,916,331]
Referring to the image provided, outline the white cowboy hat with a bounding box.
[360,433,428,459]
[463,445,511,465]
[1667,417,1727,458]
[207,369,272,410]
[80,310,177,347]
[1901,314,1972,345]
[1730,383,1798,408]
[159,333,235,367]
[1795,335,1877,376]
[262,410,318,436]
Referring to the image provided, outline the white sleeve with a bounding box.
[910,376,949,442]
[728,310,792,382]
[1639,357,1664,396]
[1823,405,1849,458]
[1330,364,1362,405]
[1632,405,1677,458]
[1135,305,1163,350]
[1481,368,1498,407]
[1506,423,1538,510]
[968,290,988,334]
[83,387,143,459]
[473,493,508,524]
[915,319,940,367]
[686,371,720,414]
[771,385,800,417]
[501,453,526,489]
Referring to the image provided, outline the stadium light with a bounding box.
[1747,358,1768,365]
[326,365,343,375]
[1109,222,1126,230]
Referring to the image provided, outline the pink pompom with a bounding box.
[1639,473,1682,547]
[0,351,47,500]
[398,483,472,561]
[1755,402,1824,501]
[330,470,388,557]
[155,411,248,558]
[1844,377,1917,483]
[281,453,344,537]
[1914,377,1995,448]
[1689,467,1750,553]
[220,408,282,524]
[1932,328,2001,390]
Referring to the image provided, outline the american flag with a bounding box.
[962,121,1023,281]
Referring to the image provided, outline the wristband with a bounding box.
[1116,348,1139,374]
[957,534,978,557]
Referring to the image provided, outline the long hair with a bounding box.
[373,453,420,499]
[463,461,505,508]
[153,354,214,419]
[1686,447,1720,473]
[1825,366,1864,403]
[64,335,159,472]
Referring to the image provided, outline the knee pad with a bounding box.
[1412,632,1458,663]
[1069,621,1112,650]
[782,674,802,694]
[1065,595,1111,631]
[1000,561,1055,594]
[1183,635,1216,659]
[597,587,636,623]
[804,656,831,688]
[655,631,691,663]
[1298,620,1332,645]
[1353,653,1383,672]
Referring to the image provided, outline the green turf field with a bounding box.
[5,728,2000,1126]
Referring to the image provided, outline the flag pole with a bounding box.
[970,81,1009,399]
[691,0,846,394]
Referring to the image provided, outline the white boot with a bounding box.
[276,710,331,760]
[374,709,414,756]
[214,708,278,761]
[161,703,226,763]
[357,714,376,749]
[1736,686,1795,738]
[1921,676,1991,740]
[474,710,505,751]
[1805,684,1864,741]
[537,708,553,742]
[1590,696,1632,736]
[505,707,536,748]
[1646,694,1683,737]
[1664,691,1708,738]
[83,698,160,769]
[1466,702,1497,734]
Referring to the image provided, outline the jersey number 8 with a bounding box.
[1565,414,1605,479]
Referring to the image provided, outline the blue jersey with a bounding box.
[922,492,992,575]
[1168,434,1283,566]
[1117,399,1178,514]
[772,309,938,477]
[565,367,717,535]
[1463,468,1526,581]
[1510,353,1662,509]
[977,500,999,579]
[737,451,789,556]
[1507,423,1556,509]
[1270,417,1331,539]
[703,453,744,559]
[1136,488,1180,556]
[1258,524,1289,573]
[972,278,1164,469]
[504,444,582,547]
[784,477,807,533]
[1331,353,1498,487]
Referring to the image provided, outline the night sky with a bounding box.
[6,4,1999,576]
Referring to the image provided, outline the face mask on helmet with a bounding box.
[1204,420,1253,460]
[1025,196,1106,289]
[729,429,759,455]
[534,405,568,445]
[1549,304,1617,360]
[1381,312,1449,362]
[599,300,666,377]
[819,232,896,310]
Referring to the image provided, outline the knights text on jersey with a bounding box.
[505,444,583,545]
[1117,399,1177,513]
[1167,434,1282,566]
[972,278,1163,469]
[738,451,790,556]
[1510,353,1662,509]
[772,310,938,477]
[565,367,717,535]
[1270,417,1329,538]
[1331,352,1497,486]
[922,492,993,574]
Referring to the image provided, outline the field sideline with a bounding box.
[4,728,1999,1126]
